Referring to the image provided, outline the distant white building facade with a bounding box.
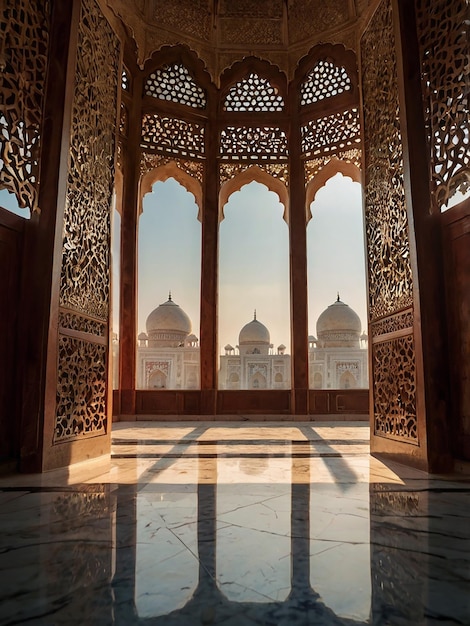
[219,312,291,389]
[308,296,368,389]
[136,295,368,390]
[136,294,200,389]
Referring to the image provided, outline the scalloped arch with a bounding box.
[142,44,215,94]
[139,161,203,221]
[294,43,359,100]
[219,56,288,103]
[219,165,289,224]
[305,159,361,223]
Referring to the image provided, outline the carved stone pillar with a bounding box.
[119,68,143,417]
[200,93,218,413]
[289,111,309,415]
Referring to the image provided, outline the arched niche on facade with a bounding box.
[305,159,361,224]
[139,162,203,221]
[219,166,289,224]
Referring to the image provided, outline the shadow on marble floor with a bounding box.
[0,422,469,625]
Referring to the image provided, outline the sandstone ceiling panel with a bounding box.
[107,0,362,80]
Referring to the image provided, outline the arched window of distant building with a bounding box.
[313,372,322,389]
[340,370,356,389]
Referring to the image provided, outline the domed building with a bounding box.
[316,296,362,348]
[309,295,368,389]
[219,312,290,390]
[137,295,199,389]
[138,296,367,391]
[145,294,192,348]
[238,312,271,355]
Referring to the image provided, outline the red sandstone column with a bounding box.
[118,70,143,417]
[289,99,309,415]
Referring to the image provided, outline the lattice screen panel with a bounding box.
[223,73,284,111]
[140,153,204,183]
[141,114,205,158]
[0,0,51,214]
[415,0,470,210]
[121,67,130,91]
[120,103,128,137]
[144,64,206,109]
[301,108,360,158]
[361,0,413,321]
[219,126,288,161]
[300,59,352,106]
[55,335,107,441]
[55,0,120,442]
[372,335,418,442]
[361,0,417,443]
[219,162,289,186]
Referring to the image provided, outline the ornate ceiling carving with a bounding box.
[105,0,364,80]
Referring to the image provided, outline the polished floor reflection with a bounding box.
[0,422,469,625]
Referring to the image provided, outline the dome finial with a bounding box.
[168,290,172,301]
[254,309,257,321]
[337,292,340,302]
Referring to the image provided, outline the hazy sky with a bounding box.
[0,173,368,352]
[219,181,290,350]
[137,179,201,337]
[307,173,367,336]
[134,173,367,353]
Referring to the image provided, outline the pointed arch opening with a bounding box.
[136,177,201,390]
[218,180,290,390]
[219,166,289,223]
[140,162,203,220]
[306,171,368,391]
[305,159,361,223]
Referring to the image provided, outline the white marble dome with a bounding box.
[316,296,361,348]
[239,312,271,354]
[146,295,192,347]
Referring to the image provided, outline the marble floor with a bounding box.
[0,422,469,625]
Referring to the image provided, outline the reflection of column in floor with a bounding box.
[197,442,218,591]
[427,489,470,622]
[112,484,138,623]
[370,484,426,623]
[29,486,116,624]
[290,446,319,601]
